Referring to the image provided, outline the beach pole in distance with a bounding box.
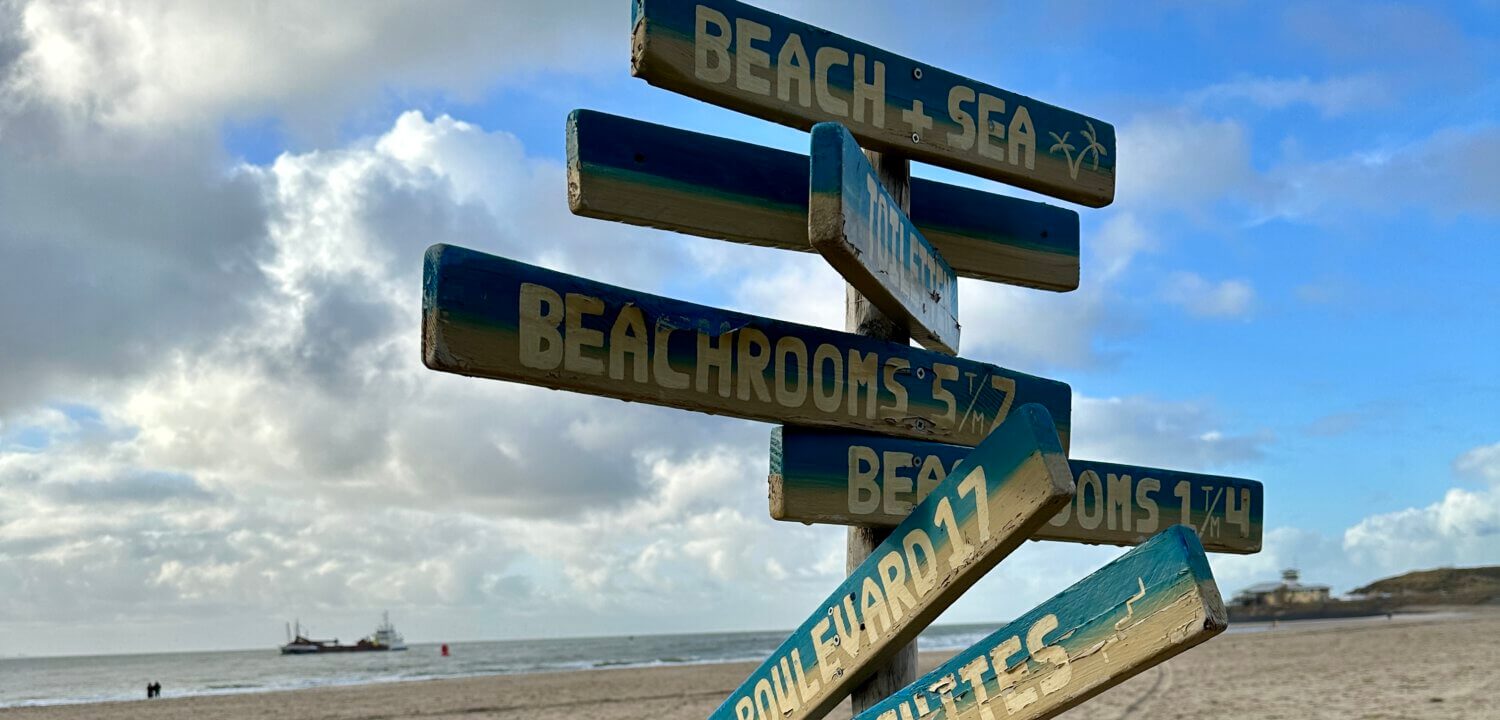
[847,145,916,714]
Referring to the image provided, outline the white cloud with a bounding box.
[6,0,619,136]
[1160,271,1255,318]
[1193,74,1392,118]
[1265,125,1500,221]
[1216,441,1500,598]
[1341,440,1500,575]
[1070,395,1269,470]
[0,110,851,651]
[1456,441,1500,484]
[1115,110,1264,213]
[959,211,1154,371]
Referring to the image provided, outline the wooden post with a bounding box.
[847,147,917,713]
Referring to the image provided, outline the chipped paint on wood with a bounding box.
[631,0,1116,206]
[768,427,1263,554]
[810,122,960,354]
[566,109,1080,291]
[709,404,1075,720]
[854,525,1227,720]
[423,245,1071,447]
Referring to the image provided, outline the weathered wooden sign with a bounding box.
[566,109,1080,291]
[631,0,1117,206]
[710,404,1075,720]
[769,427,1263,554]
[810,122,960,354]
[423,245,1072,447]
[856,524,1226,720]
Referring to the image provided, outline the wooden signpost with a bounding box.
[810,122,960,354]
[854,525,1227,720]
[422,244,1072,449]
[707,404,1076,720]
[631,0,1117,206]
[420,0,1257,716]
[566,110,1081,292]
[769,426,1264,554]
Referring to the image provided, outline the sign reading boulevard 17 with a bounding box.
[421,1,1259,719]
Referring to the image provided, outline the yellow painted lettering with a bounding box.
[877,549,917,618]
[695,330,734,397]
[1009,105,1035,169]
[812,343,844,413]
[736,327,771,402]
[734,18,772,95]
[776,33,812,107]
[1136,477,1160,534]
[852,53,885,128]
[608,304,648,383]
[849,445,881,514]
[518,283,563,370]
[653,326,690,390]
[946,85,975,150]
[1027,613,1072,695]
[563,293,605,376]
[814,46,849,116]
[882,451,915,516]
[693,5,732,83]
[774,336,809,407]
[978,93,1006,162]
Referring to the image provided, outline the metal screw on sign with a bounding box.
[911,133,921,144]
[912,67,923,80]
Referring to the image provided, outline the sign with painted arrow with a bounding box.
[855,525,1227,720]
[709,404,1075,720]
[567,110,1081,291]
[810,122,960,354]
[422,244,1072,448]
[631,0,1117,206]
[769,427,1263,554]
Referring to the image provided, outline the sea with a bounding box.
[0,623,1005,708]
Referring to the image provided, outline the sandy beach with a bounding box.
[6,610,1496,720]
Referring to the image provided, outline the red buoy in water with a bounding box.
[440,643,450,657]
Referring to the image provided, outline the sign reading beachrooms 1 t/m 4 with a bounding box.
[632,0,1117,207]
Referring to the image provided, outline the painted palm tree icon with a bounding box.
[1049,120,1109,180]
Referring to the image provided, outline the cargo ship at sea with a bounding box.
[280,612,407,654]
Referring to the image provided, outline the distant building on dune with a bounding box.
[1231,569,1332,608]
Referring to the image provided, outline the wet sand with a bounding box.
[6,609,1496,719]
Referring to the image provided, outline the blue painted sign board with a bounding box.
[422,244,1072,448]
[710,404,1075,720]
[631,0,1117,206]
[810,122,960,354]
[769,426,1263,554]
[854,525,1226,720]
[567,109,1081,292]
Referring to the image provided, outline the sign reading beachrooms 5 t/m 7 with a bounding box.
[423,244,1072,448]
[632,0,1117,207]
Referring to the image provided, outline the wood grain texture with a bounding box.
[768,427,1263,554]
[566,109,1080,291]
[846,130,919,717]
[709,404,1076,720]
[630,0,1116,206]
[422,244,1072,448]
[811,122,960,354]
[854,525,1227,720]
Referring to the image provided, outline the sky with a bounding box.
[0,0,1496,657]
